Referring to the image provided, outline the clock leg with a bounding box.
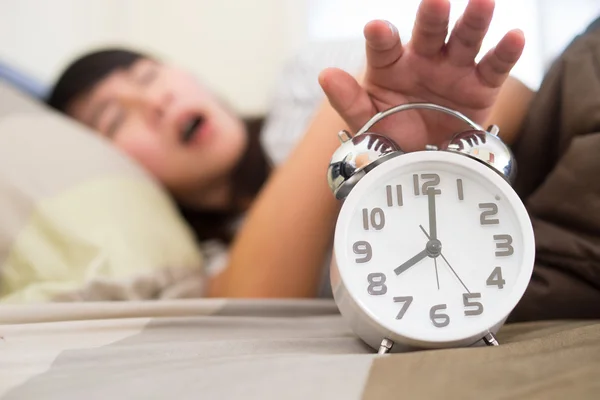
[377,338,395,354]
[482,332,499,346]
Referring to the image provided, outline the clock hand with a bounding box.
[434,257,440,290]
[419,225,470,293]
[427,189,438,240]
[394,248,428,276]
[439,252,470,293]
[425,190,441,290]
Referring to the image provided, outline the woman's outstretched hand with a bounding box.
[319,0,525,152]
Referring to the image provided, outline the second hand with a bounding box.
[434,257,440,290]
[419,225,470,294]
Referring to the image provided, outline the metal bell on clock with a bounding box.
[327,102,518,200]
[327,130,403,200]
[444,126,517,184]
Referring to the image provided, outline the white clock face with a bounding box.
[334,151,535,345]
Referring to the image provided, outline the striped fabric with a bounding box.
[261,40,365,166]
[1,299,598,399]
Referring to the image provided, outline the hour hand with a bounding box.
[394,248,428,275]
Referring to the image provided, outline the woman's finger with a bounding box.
[319,68,376,132]
[446,0,495,67]
[364,20,404,69]
[411,0,451,58]
[476,29,525,88]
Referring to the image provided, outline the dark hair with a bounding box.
[46,48,271,245]
[47,48,145,112]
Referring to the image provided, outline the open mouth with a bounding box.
[180,115,205,144]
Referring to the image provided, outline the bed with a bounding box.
[1,299,599,399]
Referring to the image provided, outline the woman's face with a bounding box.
[67,58,247,208]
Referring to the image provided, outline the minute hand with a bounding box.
[427,188,437,240]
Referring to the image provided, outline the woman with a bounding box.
[47,0,526,298]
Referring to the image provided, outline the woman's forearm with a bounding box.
[208,74,532,297]
[484,76,535,145]
[209,100,347,297]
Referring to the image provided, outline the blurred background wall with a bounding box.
[0,0,599,116]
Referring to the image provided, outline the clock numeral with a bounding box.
[463,293,484,316]
[413,173,441,196]
[353,241,372,263]
[486,266,506,289]
[494,234,514,256]
[362,208,386,230]
[456,179,465,200]
[479,203,499,225]
[430,304,450,328]
[367,273,387,295]
[457,179,464,200]
[386,185,403,207]
[393,296,413,320]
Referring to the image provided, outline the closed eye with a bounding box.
[106,108,126,138]
[136,66,158,86]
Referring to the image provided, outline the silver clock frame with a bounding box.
[327,103,522,353]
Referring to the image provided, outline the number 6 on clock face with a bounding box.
[332,151,535,349]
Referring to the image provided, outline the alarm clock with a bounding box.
[327,103,535,353]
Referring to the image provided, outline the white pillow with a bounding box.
[0,83,205,303]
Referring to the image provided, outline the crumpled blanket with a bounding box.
[508,25,600,321]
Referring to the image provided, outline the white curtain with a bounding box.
[307,0,600,90]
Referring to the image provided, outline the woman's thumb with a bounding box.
[318,67,375,133]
